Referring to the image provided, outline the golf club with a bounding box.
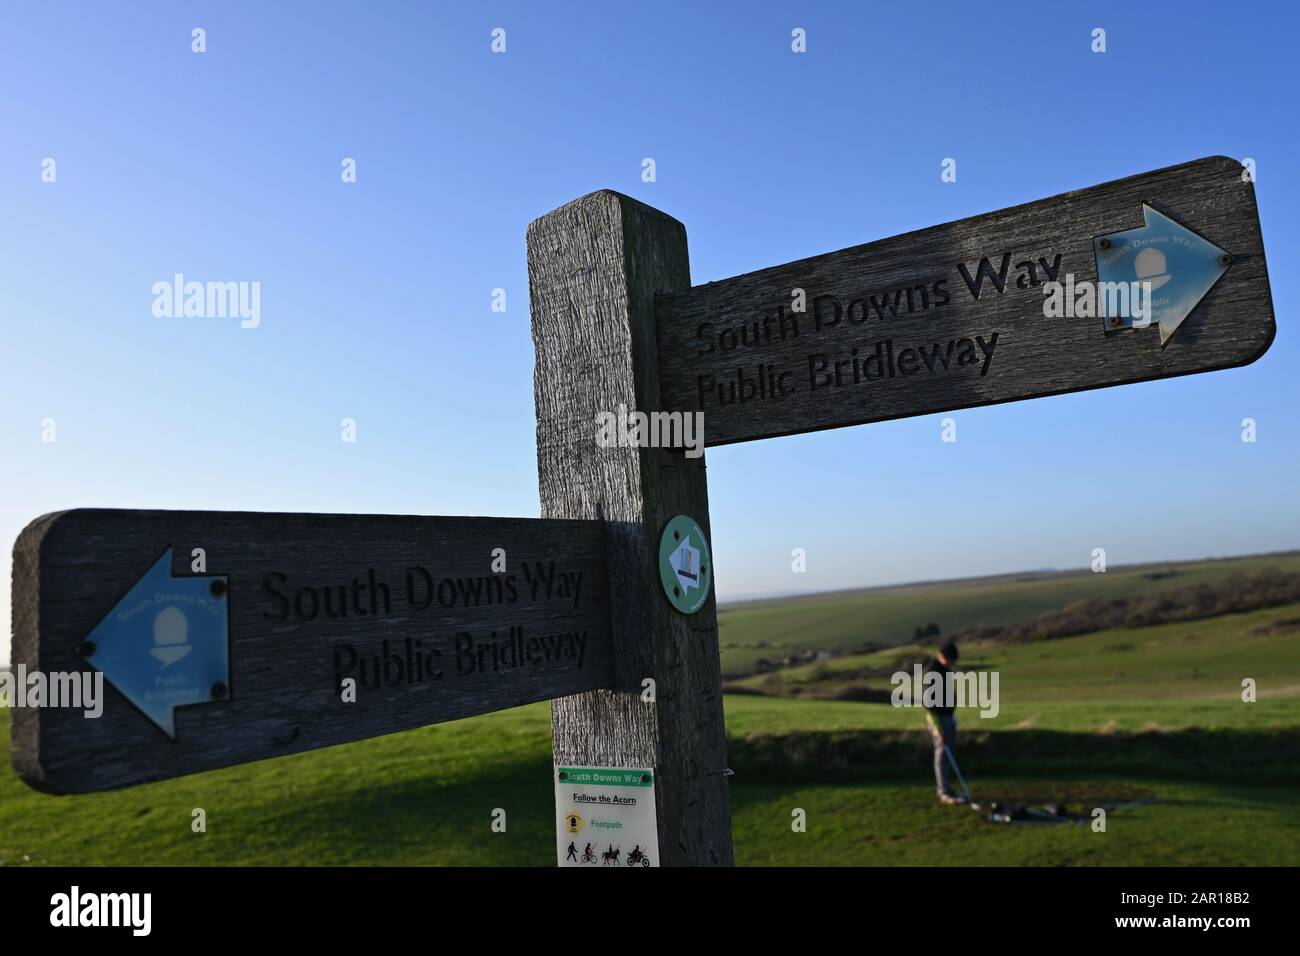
[943,744,982,811]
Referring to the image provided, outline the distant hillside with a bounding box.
[717,551,1300,678]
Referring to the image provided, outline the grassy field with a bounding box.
[717,550,1300,677]
[3,598,1297,867]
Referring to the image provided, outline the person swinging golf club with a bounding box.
[924,640,968,805]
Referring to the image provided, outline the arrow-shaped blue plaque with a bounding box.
[1094,203,1232,346]
[79,548,230,738]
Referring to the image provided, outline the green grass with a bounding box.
[732,778,1299,866]
[3,599,1298,867]
[717,550,1300,676]
[0,701,559,867]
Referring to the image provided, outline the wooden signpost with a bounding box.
[528,192,732,866]
[657,156,1274,445]
[8,155,1274,866]
[11,510,611,793]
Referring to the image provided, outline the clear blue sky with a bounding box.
[3,1,1298,663]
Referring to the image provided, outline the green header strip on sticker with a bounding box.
[558,768,653,787]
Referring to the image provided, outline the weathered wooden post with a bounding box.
[528,191,734,866]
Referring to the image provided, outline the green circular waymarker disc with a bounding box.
[658,514,713,614]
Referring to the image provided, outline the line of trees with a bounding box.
[948,569,1300,644]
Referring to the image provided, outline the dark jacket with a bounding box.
[922,657,953,716]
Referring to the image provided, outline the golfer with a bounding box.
[924,640,965,804]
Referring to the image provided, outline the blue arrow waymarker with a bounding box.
[80,549,230,738]
[1094,204,1231,346]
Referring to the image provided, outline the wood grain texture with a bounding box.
[656,156,1275,446]
[528,190,734,866]
[11,509,612,794]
